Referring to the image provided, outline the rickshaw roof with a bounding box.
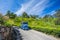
[22,22,28,24]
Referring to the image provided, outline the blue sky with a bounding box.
[0,0,60,16]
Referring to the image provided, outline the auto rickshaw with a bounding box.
[21,22,29,30]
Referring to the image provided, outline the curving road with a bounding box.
[18,29,59,40]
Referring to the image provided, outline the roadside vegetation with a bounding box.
[0,10,60,38]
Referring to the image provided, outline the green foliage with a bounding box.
[6,11,17,19]
[54,10,60,25]
[30,15,38,19]
[54,9,60,18]
[55,18,60,25]
[4,21,12,27]
[0,18,5,25]
[0,14,5,25]
[22,12,29,18]
[9,12,17,19]
[6,11,11,16]
[0,10,60,38]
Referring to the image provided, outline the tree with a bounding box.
[6,11,11,17]
[22,12,29,18]
[54,9,60,25]
[0,13,3,17]
[43,15,53,18]
[43,15,53,22]
[54,9,60,18]
[9,12,17,19]
[55,18,60,25]
[6,11,17,19]
[0,13,5,26]
[30,15,38,19]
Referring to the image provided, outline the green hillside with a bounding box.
[0,10,60,37]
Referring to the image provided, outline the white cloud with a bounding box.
[15,0,56,16]
[29,0,47,12]
[15,4,24,15]
[28,0,56,15]
[15,0,35,15]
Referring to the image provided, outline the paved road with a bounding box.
[18,29,59,40]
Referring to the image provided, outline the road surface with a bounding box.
[18,29,59,40]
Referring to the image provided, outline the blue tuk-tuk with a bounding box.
[21,22,29,30]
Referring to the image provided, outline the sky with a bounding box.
[0,0,60,17]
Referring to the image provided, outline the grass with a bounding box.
[2,17,60,38]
